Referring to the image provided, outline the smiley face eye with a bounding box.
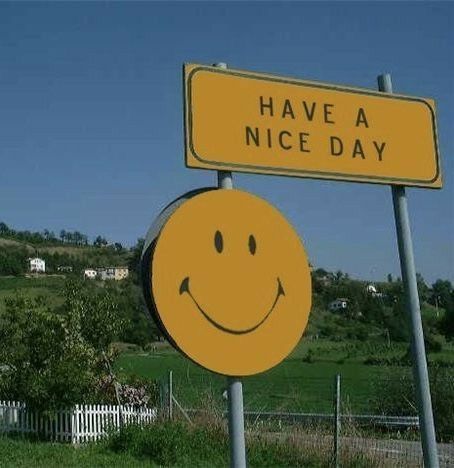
[248,235,257,255]
[214,230,223,253]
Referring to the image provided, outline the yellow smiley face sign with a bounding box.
[144,189,311,376]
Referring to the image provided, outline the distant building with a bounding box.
[28,257,45,273]
[113,266,129,281]
[97,266,129,281]
[57,266,73,273]
[366,284,383,298]
[329,298,348,312]
[84,268,97,280]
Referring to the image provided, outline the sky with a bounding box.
[0,1,452,284]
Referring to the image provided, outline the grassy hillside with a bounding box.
[0,236,132,277]
[0,237,126,258]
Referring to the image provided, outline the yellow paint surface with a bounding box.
[150,189,312,376]
[184,64,441,188]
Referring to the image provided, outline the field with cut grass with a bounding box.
[0,276,67,313]
[116,339,454,414]
[0,436,150,468]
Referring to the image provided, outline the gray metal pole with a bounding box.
[333,374,341,468]
[378,74,439,468]
[227,377,247,468]
[214,61,246,468]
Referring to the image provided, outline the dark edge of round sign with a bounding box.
[140,187,216,345]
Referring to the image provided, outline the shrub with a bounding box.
[424,333,444,353]
[371,365,454,442]
[106,419,379,467]
[0,281,124,412]
[302,349,315,363]
[107,421,225,466]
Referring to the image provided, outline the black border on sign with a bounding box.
[184,65,441,187]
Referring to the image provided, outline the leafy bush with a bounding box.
[0,281,125,412]
[106,420,377,467]
[371,365,454,441]
[424,333,444,353]
[107,422,225,466]
[302,349,315,363]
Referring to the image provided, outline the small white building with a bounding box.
[28,257,45,273]
[97,267,129,281]
[83,268,97,280]
[329,298,348,312]
[366,284,383,298]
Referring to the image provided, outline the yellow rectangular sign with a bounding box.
[184,64,441,188]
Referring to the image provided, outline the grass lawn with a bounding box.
[0,436,155,467]
[116,338,454,414]
[0,276,66,313]
[116,341,402,414]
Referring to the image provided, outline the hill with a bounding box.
[0,223,134,276]
[1,221,452,348]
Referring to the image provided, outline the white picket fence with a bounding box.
[0,400,157,443]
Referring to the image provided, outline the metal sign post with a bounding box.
[215,62,246,468]
[378,74,439,468]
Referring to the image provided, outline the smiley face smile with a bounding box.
[179,276,285,335]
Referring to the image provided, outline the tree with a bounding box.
[129,238,145,282]
[0,281,125,412]
[416,273,430,302]
[431,279,453,309]
[94,235,108,247]
[0,222,10,235]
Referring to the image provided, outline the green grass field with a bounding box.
[116,341,407,414]
[116,338,454,414]
[0,276,67,313]
[0,436,155,467]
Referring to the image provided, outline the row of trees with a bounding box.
[0,221,123,249]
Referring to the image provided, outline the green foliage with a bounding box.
[0,281,125,412]
[0,221,131,275]
[371,365,454,441]
[107,421,330,467]
[0,436,149,467]
[61,280,125,352]
[302,349,315,363]
[385,297,410,342]
[108,422,199,465]
[128,237,145,281]
[0,221,89,246]
[0,295,96,411]
[0,245,28,275]
[424,333,444,353]
[111,280,158,346]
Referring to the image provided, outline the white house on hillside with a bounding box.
[329,298,348,312]
[83,269,97,280]
[366,284,383,298]
[28,257,45,273]
[97,267,129,281]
